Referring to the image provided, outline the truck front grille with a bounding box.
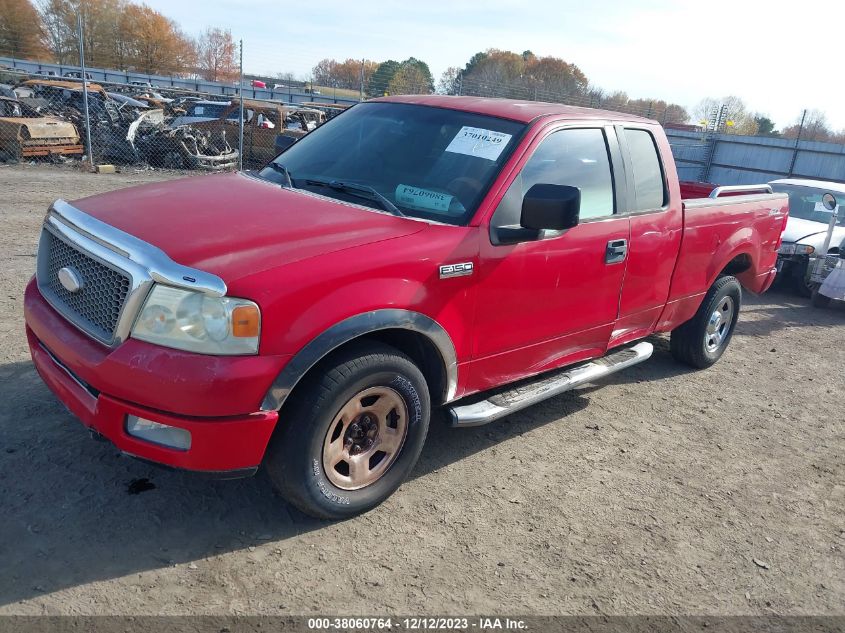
[40,229,131,343]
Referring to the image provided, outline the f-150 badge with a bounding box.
[439,262,474,279]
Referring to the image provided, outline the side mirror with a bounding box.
[521,184,581,231]
[822,192,837,211]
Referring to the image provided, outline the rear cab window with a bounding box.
[622,128,667,212]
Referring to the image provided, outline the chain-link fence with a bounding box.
[0,62,353,173]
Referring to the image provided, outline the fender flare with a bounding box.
[260,309,458,411]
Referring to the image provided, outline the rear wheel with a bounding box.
[670,276,742,369]
[264,341,430,519]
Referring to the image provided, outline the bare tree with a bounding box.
[693,96,758,134]
[196,27,237,83]
[782,109,833,142]
[437,66,461,95]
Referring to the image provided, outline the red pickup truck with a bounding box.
[24,96,788,518]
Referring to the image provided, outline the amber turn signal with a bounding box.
[231,305,260,338]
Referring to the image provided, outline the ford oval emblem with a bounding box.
[58,266,84,293]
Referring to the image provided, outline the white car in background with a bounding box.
[771,178,845,295]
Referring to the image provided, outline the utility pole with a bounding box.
[458,71,463,96]
[359,59,364,101]
[76,11,93,170]
[787,109,807,177]
[238,39,244,172]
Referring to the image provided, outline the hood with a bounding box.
[73,172,425,284]
[783,216,845,251]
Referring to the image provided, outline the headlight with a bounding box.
[777,243,814,256]
[132,285,260,355]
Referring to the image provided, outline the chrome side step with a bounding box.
[448,341,653,427]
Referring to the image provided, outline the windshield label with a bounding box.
[395,184,453,213]
[445,126,512,161]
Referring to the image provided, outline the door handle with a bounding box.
[606,239,628,264]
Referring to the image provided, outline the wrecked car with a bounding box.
[300,102,350,120]
[137,125,238,171]
[15,79,239,171]
[107,92,150,110]
[168,99,236,127]
[172,99,325,166]
[0,96,83,162]
[21,79,138,163]
[132,91,173,108]
[273,106,327,154]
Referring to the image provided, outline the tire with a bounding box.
[794,277,813,298]
[264,341,430,519]
[792,261,813,297]
[670,275,742,369]
[811,288,831,308]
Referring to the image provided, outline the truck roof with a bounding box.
[374,94,655,125]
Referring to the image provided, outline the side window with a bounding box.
[624,129,666,211]
[492,128,615,228]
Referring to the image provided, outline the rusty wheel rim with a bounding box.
[322,386,409,491]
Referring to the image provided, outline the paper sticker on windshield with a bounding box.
[395,184,453,213]
[445,126,512,161]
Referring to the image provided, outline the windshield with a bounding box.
[771,184,845,227]
[258,102,526,224]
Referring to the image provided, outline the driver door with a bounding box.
[470,126,630,392]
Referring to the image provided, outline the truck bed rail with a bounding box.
[708,184,773,198]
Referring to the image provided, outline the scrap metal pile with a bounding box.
[0,77,242,170]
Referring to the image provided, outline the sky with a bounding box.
[142,0,844,130]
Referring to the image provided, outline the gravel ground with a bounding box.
[0,164,842,616]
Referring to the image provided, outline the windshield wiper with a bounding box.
[305,179,405,217]
[268,162,294,188]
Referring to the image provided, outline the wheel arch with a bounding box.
[720,252,752,277]
[260,309,458,412]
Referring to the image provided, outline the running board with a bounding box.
[448,341,653,427]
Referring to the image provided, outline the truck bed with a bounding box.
[654,188,788,332]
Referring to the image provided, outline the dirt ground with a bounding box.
[0,164,842,617]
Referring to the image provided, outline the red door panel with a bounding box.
[469,216,630,393]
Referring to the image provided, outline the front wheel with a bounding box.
[811,288,831,308]
[670,276,742,369]
[264,341,430,519]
